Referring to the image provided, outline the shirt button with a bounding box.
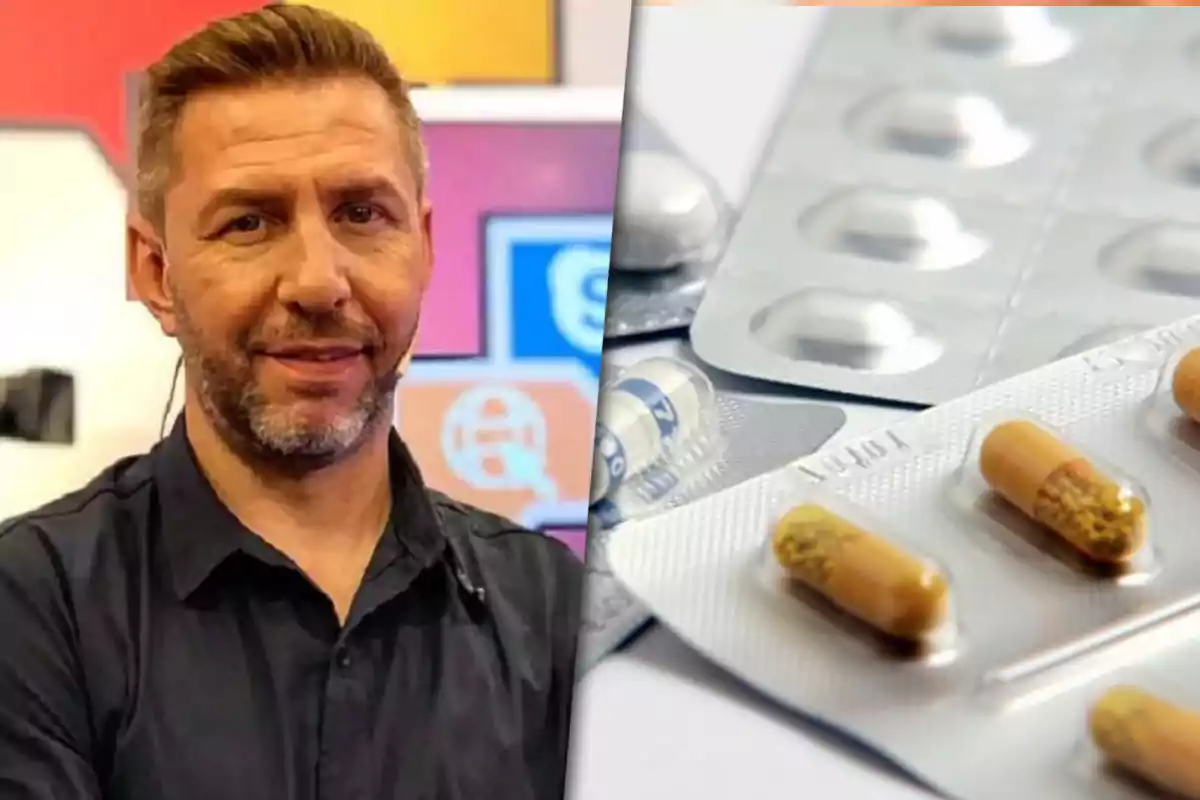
[335,648,351,669]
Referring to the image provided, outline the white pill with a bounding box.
[590,357,712,503]
[611,151,724,273]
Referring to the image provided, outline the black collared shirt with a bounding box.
[0,417,584,800]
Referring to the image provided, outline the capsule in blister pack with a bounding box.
[589,356,721,526]
[956,413,1155,581]
[1171,346,1200,426]
[763,475,958,661]
[1142,335,1200,479]
[605,108,732,339]
[577,342,848,672]
[1054,618,1200,799]
[605,315,1200,800]
[1085,683,1200,799]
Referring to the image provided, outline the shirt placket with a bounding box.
[317,633,372,800]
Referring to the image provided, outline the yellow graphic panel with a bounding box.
[297,0,558,85]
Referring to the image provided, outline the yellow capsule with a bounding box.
[1173,347,1200,425]
[1090,686,1200,799]
[770,504,950,641]
[979,420,1146,565]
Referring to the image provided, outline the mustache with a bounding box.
[246,315,382,351]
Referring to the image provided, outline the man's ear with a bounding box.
[418,199,434,289]
[126,214,178,338]
[397,330,418,379]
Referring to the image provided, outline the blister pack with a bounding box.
[589,356,724,527]
[690,6,1200,406]
[577,340,847,669]
[588,340,850,528]
[605,107,733,339]
[608,314,1200,799]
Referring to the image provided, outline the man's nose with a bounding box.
[277,219,352,312]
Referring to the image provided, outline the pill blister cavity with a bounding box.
[899,7,1074,66]
[978,420,1150,574]
[1145,120,1200,188]
[1089,686,1200,799]
[590,357,720,522]
[846,89,1031,168]
[1056,325,1149,360]
[611,151,723,273]
[801,188,987,270]
[1101,224,1200,298]
[770,503,956,659]
[749,289,943,374]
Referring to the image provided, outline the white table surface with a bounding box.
[567,8,940,800]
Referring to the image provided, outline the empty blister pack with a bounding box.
[605,107,733,339]
[690,6,1200,406]
[578,342,847,668]
[608,314,1200,798]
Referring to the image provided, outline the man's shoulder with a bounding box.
[426,490,584,664]
[0,451,157,568]
[427,489,535,540]
[425,489,582,588]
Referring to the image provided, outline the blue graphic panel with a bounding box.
[485,215,612,378]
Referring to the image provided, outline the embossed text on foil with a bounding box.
[1082,320,1200,374]
[798,430,911,483]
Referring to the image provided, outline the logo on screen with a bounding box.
[485,214,613,380]
[395,365,597,529]
[441,383,558,501]
[548,244,610,355]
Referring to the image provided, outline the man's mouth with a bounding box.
[257,343,376,386]
[263,343,368,362]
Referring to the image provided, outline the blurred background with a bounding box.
[0,0,632,559]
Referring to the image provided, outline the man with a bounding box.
[0,6,586,799]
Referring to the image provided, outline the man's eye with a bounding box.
[226,215,263,233]
[341,203,384,226]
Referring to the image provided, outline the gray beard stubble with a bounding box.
[174,300,413,474]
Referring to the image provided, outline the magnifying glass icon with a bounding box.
[496,441,559,500]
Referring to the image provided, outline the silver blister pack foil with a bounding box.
[607,314,1200,799]
[604,108,733,339]
[690,6,1200,406]
[577,338,846,670]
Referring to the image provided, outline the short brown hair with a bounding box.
[134,4,427,231]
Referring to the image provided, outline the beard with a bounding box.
[174,301,416,473]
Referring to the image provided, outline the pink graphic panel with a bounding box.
[545,527,588,561]
[416,122,622,358]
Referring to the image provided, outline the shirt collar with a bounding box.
[153,413,451,600]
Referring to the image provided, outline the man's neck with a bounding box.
[181,399,393,560]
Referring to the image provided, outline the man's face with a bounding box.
[136,76,432,467]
